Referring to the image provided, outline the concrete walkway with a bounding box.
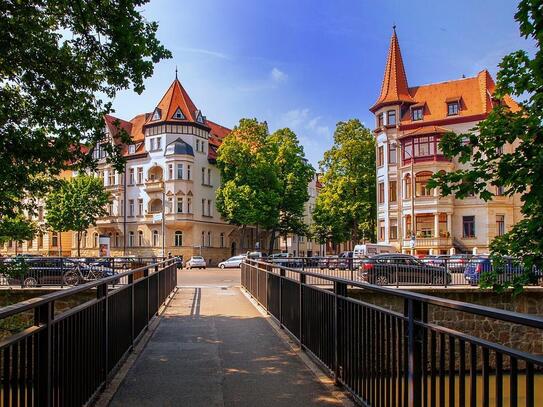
[109,285,345,406]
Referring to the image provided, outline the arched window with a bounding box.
[415,172,433,197]
[219,233,225,248]
[174,231,183,247]
[115,233,120,248]
[82,231,87,248]
[138,230,144,246]
[404,174,412,199]
[152,230,159,247]
[93,233,99,248]
[207,232,211,247]
[201,231,205,247]
[147,165,163,181]
[128,232,134,247]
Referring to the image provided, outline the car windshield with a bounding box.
[192,256,203,260]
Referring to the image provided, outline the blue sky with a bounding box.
[111,0,534,168]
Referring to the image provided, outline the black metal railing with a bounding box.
[0,256,173,288]
[263,255,542,287]
[0,258,178,406]
[242,259,543,406]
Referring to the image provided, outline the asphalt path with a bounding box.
[109,267,345,406]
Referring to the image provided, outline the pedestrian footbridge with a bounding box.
[0,259,541,406]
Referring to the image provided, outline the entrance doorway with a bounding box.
[231,241,237,257]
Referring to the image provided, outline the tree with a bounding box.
[45,175,110,256]
[266,128,315,254]
[313,119,376,248]
[0,215,37,255]
[216,119,279,251]
[0,1,171,216]
[428,0,543,293]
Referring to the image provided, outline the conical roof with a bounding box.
[146,76,205,124]
[370,27,415,112]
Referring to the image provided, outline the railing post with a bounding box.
[144,266,150,325]
[128,272,134,347]
[97,282,109,380]
[279,267,285,329]
[35,301,54,407]
[405,298,424,406]
[299,271,306,346]
[155,263,160,309]
[334,281,347,385]
[396,262,399,288]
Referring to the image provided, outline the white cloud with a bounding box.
[277,108,332,167]
[174,47,231,60]
[270,67,288,83]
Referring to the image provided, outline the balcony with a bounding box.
[104,183,123,194]
[144,179,164,193]
[165,212,194,222]
[402,236,452,248]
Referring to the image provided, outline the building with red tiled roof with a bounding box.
[372,28,522,256]
[80,75,241,263]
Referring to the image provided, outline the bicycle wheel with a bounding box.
[63,270,80,286]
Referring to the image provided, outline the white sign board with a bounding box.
[98,235,111,257]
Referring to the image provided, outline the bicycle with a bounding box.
[63,262,110,286]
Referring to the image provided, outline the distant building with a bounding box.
[371,28,522,255]
[79,75,241,264]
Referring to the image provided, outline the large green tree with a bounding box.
[0,1,170,216]
[0,215,37,255]
[216,119,314,253]
[313,119,376,248]
[45,174,110,256]
[266,128,315,253]
[216,119,279,251]
[429,0,542,292]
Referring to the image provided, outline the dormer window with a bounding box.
[447,101,459,116]
[411,107,423,121]
[172,108,185,120]
[195,110,204,124]
[151,108,161,121]
[128,144,136,154]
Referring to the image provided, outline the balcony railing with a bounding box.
[145,179,164,192]
[402,236,452,247]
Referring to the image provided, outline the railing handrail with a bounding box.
[247,259,543,329]
[0,258,177,319]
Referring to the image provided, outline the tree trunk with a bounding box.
[268,229,276,255]
[77,231,81,257]
[58,232,62,257]
[14,242,18,256]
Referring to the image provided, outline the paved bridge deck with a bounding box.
[108,284,346,406]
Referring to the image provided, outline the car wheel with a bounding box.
[23,277,38,288]
[63,271,80,286]
[220,264,225,269]
[375,274,389,286]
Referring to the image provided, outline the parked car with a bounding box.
[218,255,246,269]
[268,253,302,268]
[186,256,206,269]
[1,258,78,287]
[447,254,474,273]
[358,254,451,285]
[319,252,357,270]
[463,256,540,286]
[247,251,268,260]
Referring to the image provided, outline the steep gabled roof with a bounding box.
[206,119,231,162]
[146,77,200,124]
[104,114,133,140]
[370,27,415,112]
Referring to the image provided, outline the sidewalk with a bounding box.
[109,285,345,406]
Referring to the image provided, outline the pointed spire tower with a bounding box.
[370,26,415,113]
[146,71,207,127]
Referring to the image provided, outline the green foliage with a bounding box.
[0,215,37,248]
[0,1,171,216]
[216,119,314,251]
[312,119,376,245]
[45,174,110,256]
[428,0,543,292]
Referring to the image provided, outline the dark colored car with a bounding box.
[359,254,451,285]
[319,252,358,270]
[463,256,540,286]
[1,258,77,287]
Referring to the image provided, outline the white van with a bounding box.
[353,244,397,258]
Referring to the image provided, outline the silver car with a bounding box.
[218,255,246,269]
[186,256,206,269]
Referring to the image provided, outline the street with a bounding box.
[177,266,241,287]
